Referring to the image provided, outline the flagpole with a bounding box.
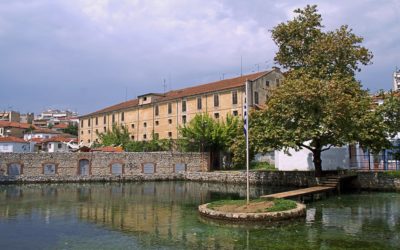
[245,80,250,205]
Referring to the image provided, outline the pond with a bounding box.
[0,182,399,249]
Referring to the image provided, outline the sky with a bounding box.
[0,0,399,115]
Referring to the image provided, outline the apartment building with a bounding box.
[79,69,283,145]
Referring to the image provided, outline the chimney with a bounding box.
[272,66,281,72]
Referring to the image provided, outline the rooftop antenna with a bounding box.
[163,79,167,94]
[221,73,226,80]
[255,64,260,72]
[168,73,172,91]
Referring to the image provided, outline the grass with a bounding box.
[382,171,400,178]
[250,162,276,171]
[265,199,297,212]
[207,198,297,213]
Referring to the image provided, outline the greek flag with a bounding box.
[243,97,247,135]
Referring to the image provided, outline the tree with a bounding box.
[252,5,384,177]
[179,113,242,169]
[96,124,130,148]
[62,124,78,136]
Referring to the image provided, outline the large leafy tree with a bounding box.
[179,113,242,169]
[252,5,386,177]
[96,124,130,148]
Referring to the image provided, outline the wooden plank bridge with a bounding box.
[260,174,357,201]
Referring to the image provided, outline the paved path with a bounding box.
[260,186,335,199]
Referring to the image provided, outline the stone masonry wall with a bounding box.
[0,152,209,183]
[357,172,400,191]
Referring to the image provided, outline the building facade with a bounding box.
[394,69,400,91]
[79,69,284,145]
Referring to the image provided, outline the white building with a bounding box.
[0,136,31,153]
[23,128,61,140]
[394,69,400,91]
[42,137,78,153]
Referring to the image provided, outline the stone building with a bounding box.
[394,69,400,91]
[79,69,284,145]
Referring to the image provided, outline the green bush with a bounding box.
[250,162,276,171]
[382,171,400,178]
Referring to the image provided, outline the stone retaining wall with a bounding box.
[0,152,208,183]
[357,172,400,191]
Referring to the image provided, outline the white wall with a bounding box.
[0,142,30,153]
[275,146,350,171]
[24,133,57,140]
[47,142,69,153]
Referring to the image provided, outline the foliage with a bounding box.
[252,5,386,176]
[382,171,400,178]
[250,162,276,171]
[266,199,297,212]
[96,124,130,148]
[62,124,78,136]
[207,199,247,209]
[179,113,245,167]
[124,138,173,152]
[375,91,400,138]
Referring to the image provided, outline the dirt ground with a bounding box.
[213,201,274,213]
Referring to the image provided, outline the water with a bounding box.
[0,182,399,250]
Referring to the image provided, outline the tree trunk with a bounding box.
[313,149,323,177]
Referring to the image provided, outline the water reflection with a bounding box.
[0,183,399,249]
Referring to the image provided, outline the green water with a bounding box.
[0,182,399,250]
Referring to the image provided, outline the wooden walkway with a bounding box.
[260,186,335,199]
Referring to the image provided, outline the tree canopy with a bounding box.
[252,5,385,176]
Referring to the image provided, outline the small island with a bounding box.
[198,198,306,223]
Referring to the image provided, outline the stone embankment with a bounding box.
[198,202,306,222]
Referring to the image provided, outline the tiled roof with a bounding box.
[0,121,35,129]
[53,123,69,129]
[81,70,272,118]
[42,136,77,143]
[91,146,124,152]
[31,128,62,134]
[0,136,28,143]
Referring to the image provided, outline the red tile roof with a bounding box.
[42,136,78,143]
[81,70,273,118]
[0,136,28,143]
[31,128,62,134]
[0,121,35,129]
[53,123,69,129]
[91,146,124,152]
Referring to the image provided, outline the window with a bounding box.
[81,121,83,128]
[266,80,270,87]
[233,110,238,116]
[88,139,90,143]
[81,131,83,135]
[254,91,259,105]
[8,163,22,176]
[131,135,135,139]
[168,103,172,114]
[103,127,106,132]
[88,130,90,134]
[58,143,62,149]
[168,119,172,124]
[131,124,135,128]
[168,132,172,138]
[214,113,220,119]
[111,163,123,175]
[88,119,91,126]
[155,105,159,116]
[175,163,186,173]
[79,159,90,176]
[276,79,280,87]
[214,94,219,107]
[143,134,147,140]
[103,115,106,124]
[112,114,115,123]
[182,115,187,124]
[197,97,202,110]
[143,96,147,101]
[144,122,147,127]
[232,91,238,105]
[43,163,56,175]
[154,133,159,139]
[121,112,124,121]
[182,100,187,112]
[95,117,98,125]
[142,163,155,174]
[155,121,159,126]
[95,129,98,134]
